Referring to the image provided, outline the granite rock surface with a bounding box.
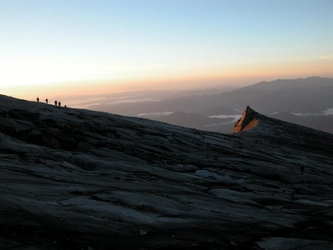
[0,95,333,249]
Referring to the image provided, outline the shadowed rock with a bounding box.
[0,94,332,249]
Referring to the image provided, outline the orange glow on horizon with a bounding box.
[3,59,332,101]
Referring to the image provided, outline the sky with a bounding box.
[1,0,332,99]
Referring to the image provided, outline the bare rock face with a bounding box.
[233,106,261,133]
[0,94,333,249]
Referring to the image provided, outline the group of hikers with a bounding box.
[36,97,66,108]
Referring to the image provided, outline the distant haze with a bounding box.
[1,1,332,99]
[80,77,333,134]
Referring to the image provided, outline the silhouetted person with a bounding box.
[54,100,57,106]
[45,98,48,104]
[58,102,61,107]
[36,97,39,102]
[64,105,67,108]
[300,165,304,175]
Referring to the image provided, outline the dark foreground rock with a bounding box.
[0,95,333,249]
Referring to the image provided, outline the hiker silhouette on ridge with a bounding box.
[36,97,39,102]
[58,102,61,107]
[54,100,57,106]
[45,98,48,104]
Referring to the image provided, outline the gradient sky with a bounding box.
[1,0,332,99]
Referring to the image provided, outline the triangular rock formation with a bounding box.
[233,105,261,133]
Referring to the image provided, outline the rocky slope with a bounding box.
[0,94,333,250]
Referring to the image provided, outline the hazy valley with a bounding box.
[63,77,333,134]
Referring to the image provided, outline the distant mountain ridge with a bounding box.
[215,76,333,113]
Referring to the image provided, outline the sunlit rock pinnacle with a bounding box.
[233,106,261,133]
